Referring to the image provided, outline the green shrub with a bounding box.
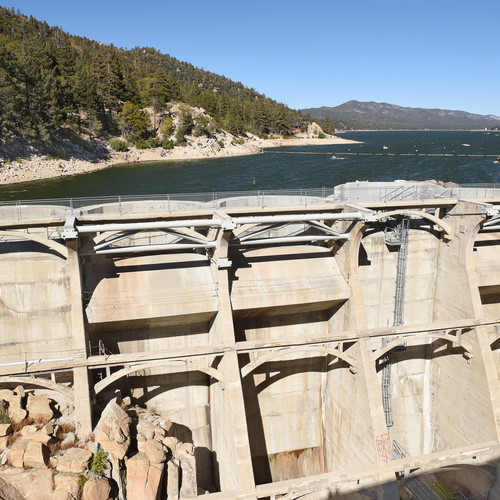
[48,146,66,159]
[78,475,88,495]
[91,449,108,476]
[162,140,174,150]
[135,138,149,150]
[108,138,128,152]
[283,135,291,140]
[159,116,175,139]
[258,133,268,140]
[318,132,326,139]
[0,410,10,424]
[217,140,224,148]
[146,137,162,148]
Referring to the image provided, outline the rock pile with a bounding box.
[0,389,201,499]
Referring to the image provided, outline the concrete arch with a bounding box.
[241,345,358,378]
[0,231,68,259]
[0,376,74,399]
[372,332,473,361]
[93,358,225,396]
[375,210,453,237]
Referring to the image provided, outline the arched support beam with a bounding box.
[241,345,358,378]
[0,376,74,399]
[80,226,210,253]
[372,331,473,361]
[92,358,225,396]
[375,209,453,238]
[0,231,68,259]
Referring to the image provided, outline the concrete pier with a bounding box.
[2,181,500,498]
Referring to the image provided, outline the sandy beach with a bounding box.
[0,133,360,186]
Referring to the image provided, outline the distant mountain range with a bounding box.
[301,101,500,131]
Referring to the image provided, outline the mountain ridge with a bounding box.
[301,100,500,130]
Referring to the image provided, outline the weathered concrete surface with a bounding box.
[1,187,500,499]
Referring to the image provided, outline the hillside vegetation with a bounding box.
[0,6,313,154]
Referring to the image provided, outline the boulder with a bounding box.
[0,424,12,437]
[167,459,180,500]
[13,386,24,398]
[56,447,92,473]
[27,394,53,423]
[0,437,8,453]
[0,467,55,500]
[136,419,156,441]
[7,395,26,423]
[82,478,111,500]
[22,432,53,446]
[0,477,24,500]
[54,473,81,499]
[51,492,74,500]
[177,447,198,498]
[126,452,164,500]
[0,390,13,402]
[41,422,54,435]
[162,436,179,453]
[21,425,37,436]
[8,441,28,468]
[94,402,131,460]
[154,427,166,440]
[142,439,167,464]
[23,441,49,469]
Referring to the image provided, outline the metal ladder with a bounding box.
[381,216,410,428]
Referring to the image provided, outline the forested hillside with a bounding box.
[0,6,303,148]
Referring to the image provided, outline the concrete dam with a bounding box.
[1,181,500,499]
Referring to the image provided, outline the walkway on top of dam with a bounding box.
[1,181,500,225]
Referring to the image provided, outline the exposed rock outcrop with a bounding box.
[94,402,131,461]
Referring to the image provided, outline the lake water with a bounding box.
[0,130,499,201]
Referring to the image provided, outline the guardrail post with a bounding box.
[16,200,20,221]
[168,194,170,213]
[305,190,308,207]
[70,198,73,217]
[119,196,122,215]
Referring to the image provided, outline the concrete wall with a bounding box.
[427,328,497,452]
[323,342,378,471]
[0,239,72,360]
[387,340,431,457]
[358,224,438,329]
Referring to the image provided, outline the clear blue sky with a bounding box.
[5,0,500,116]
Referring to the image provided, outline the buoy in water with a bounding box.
[253,177,256,186]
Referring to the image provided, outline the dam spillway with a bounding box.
[1,181,500,499]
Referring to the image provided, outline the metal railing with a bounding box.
[1,183,500,223]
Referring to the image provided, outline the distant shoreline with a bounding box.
[0,134,361,186]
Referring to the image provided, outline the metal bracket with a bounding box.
[217,258,232,269]
[344,203,377,223]
[61,217,78,240]
[214,209,236,231]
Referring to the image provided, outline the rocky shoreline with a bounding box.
[0,129,360,187]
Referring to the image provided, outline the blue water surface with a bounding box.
[0,131,499,201]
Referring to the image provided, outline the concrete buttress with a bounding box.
[66,238,92,438]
